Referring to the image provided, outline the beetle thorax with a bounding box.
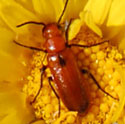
[43,23,65,53]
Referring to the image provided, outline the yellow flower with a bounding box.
[0,0,125,124]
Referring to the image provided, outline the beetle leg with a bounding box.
[13,40,47,52]
[81,69,119,101]
[48,77,61,117]
[30,65,47,104]
[65,19,74,45]
[68,40,109,48]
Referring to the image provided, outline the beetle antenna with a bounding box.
[57,0,69,24]
[13,40,47,53]
[16,21,45,27]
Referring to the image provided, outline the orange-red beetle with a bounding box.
[14,0,117,115]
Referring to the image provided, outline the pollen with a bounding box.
[23,26,124,124]
[66,115,76,123]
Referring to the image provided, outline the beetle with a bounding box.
[14,0,117,115]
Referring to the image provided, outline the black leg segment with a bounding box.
[81,69,119,100]
[48,77,61,117]
[68,40,109,48]
[30,65,47,104]
[14,40,47,52]
[65,19,73,45]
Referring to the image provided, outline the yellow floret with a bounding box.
[109,79,118,87]
[90,105,99,115]
[98,59,105,67]
[100,103,109,113]
[45,104,54,116]
[91,46,100,53]
[84,48,91,56]
[42,96,51,104]
[86,113,95,121]
[22,26,124,124]
[90,53,97,61]
[66,115,76,123]
[97,51,105,60]
[97,68,104,76]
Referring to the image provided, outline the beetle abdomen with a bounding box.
[47,48,89,112]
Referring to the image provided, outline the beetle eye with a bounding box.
[42,26,46,34]
[57,24,62,29]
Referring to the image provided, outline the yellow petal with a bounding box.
[32,0,63,23]
[50,0,64,22]
[0,0,37,33]
[72,0,88,17]
[83,11,103,37]
[0,50,22,82]
[84,0,112,25]
[32,0,87,23]
[14,0,34,12]
[69,3,103,40]
[103,26,125,50]
[107,0,125,26]
[0,27,14,52]
[68,19,82,40]
[119,37,125,50]
[0,26,30,82]
[0,27,15,82]
[0,82,35,124]
[102,26,122,39]
[111,65,125,122]
[63,0,88,21]
[113,28,125,50]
